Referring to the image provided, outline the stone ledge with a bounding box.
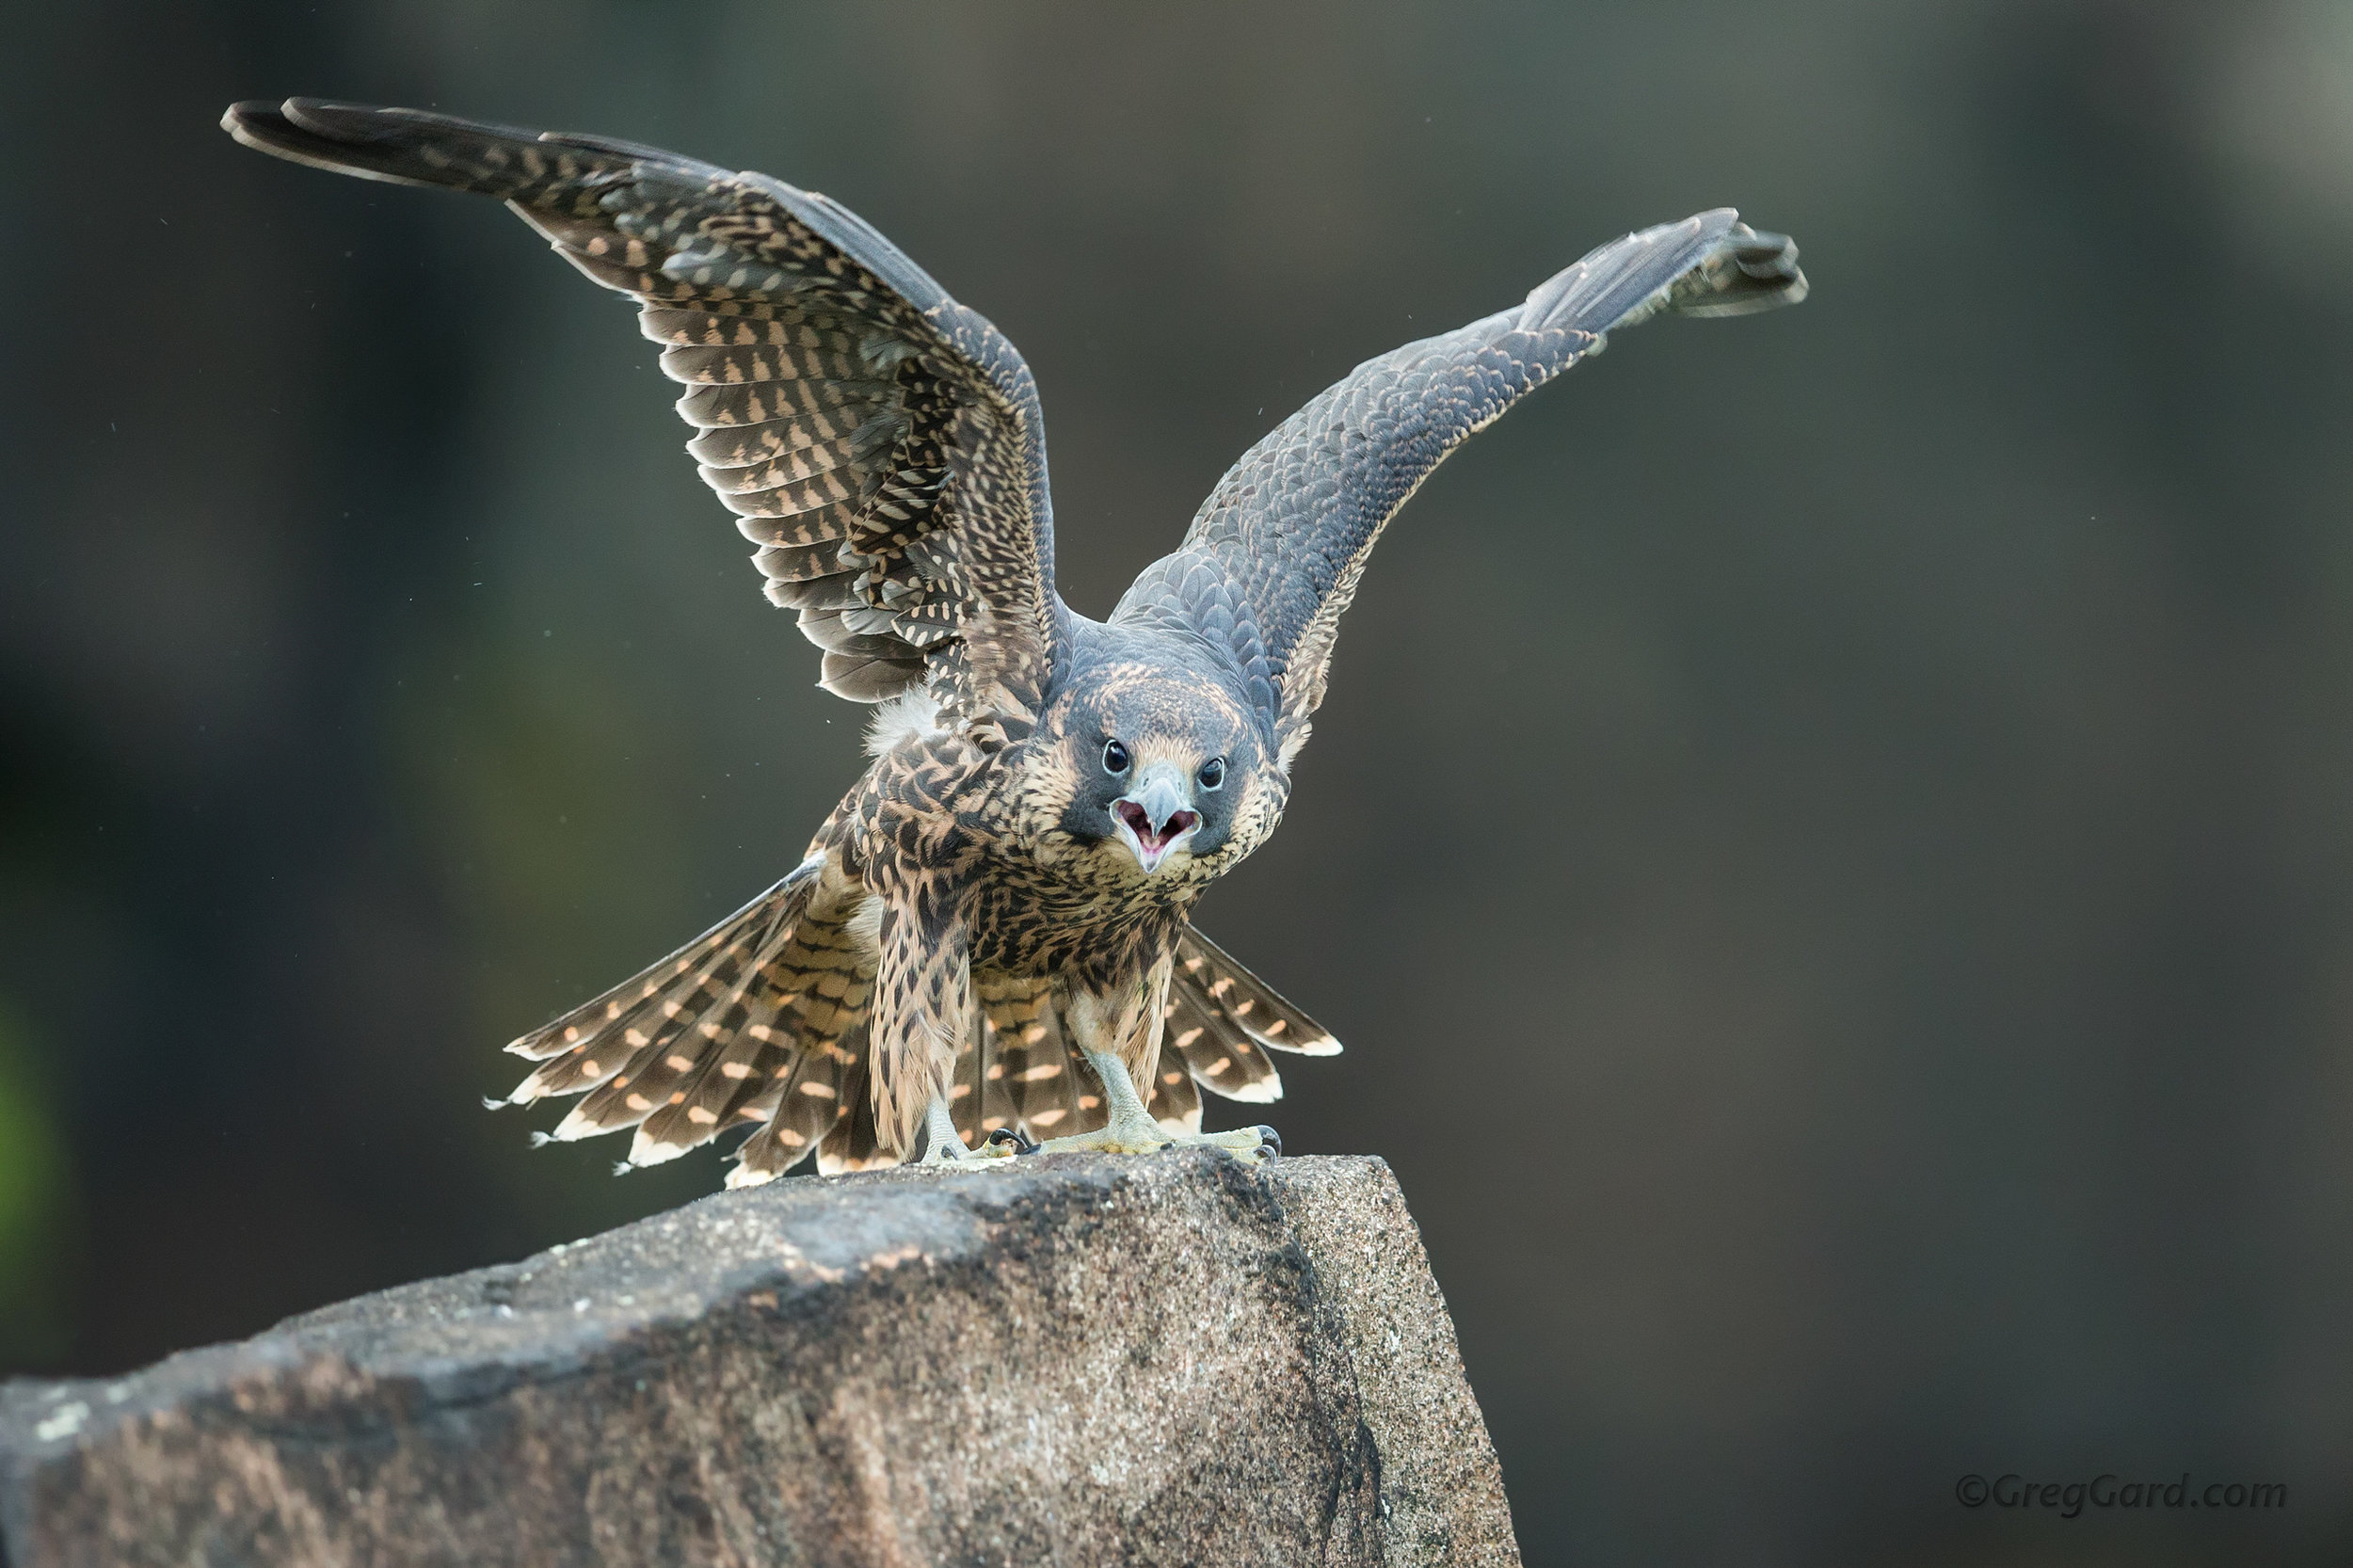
[0,1153,1518,1567]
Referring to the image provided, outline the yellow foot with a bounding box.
[1176,1125,1282,1165]
[912,1128,1029,1172]
[1030,1118,1280,1167]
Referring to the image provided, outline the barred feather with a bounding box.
[716,467,874,522]
[689,418,856,469]
[814,1057,894,1175]
[1163,988,1282,1104]
[726,1016,870,1184]
[504,865,813,1091]
[223,97,1066,719]
[675,377,887,431]
[1174,926,1341,1057]
[699,433,882,495]
[752,539,853,581]
[960,1001,1023,1143]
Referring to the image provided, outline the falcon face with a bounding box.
[223,98,1804,1183]
[1048,653,1269,878]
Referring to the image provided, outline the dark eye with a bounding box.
[1102,739,1130,776]
[1198,756,1225,791]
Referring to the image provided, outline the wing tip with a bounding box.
[1519,208,1808,336]
[219,96,449,188]
[1673,218,1808,318]
[220,96,597,193]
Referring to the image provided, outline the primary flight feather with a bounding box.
[224,98,1805,1182]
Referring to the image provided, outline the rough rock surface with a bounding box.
[0,1152,1518,1567]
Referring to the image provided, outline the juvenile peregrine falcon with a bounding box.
[225,100,1805,1183]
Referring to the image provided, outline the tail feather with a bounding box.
[1174,926,1342,1058]
[1148,1055,1205,1134]
[498,891,1341,1181]
[505,863,813,1068]
[632,1024,772,1163]
[561,911,803,1144]
[700,1020,813,1139]
[1017,1015,1100,1135]
[814,1056,892,1174]
[975,977,1205,1141]
[496,859,879,1183]
[959,934,1335,1146]
[626,880,856,1158]
[938,996,1010,1145]
[732,1019,868,1183]
[717,890,875,1180]
[628,950,807,1164]
[506,873,808,1117]
[1164,987,1282,1104]
[977,975,1087,1140]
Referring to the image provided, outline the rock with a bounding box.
[0,1153,1518,1566]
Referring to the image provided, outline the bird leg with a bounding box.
[1029,1048,1280,1165]
[909,1095,1025,1170]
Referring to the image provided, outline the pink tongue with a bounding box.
[1118,802,1193,852]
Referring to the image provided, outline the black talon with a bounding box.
[988,1126,1040,1156]
[1256,1125,1282,1159]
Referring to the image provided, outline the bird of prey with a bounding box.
[224,99,1805,1186]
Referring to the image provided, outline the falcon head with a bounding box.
[1051,663,1266,876]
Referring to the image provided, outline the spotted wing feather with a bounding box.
[224,98,1064,727]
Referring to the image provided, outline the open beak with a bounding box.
[1112,765,1200,873]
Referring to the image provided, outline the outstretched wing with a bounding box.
[1112,209,1803,749]
[225,99,1064,724]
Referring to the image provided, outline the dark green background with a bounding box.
[5,3,2349,1562]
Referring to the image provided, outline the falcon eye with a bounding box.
[1198,757,1225,792]
[1102,739,1130,776]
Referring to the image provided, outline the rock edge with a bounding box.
[0,1152,1517,1567]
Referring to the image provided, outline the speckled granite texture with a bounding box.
[0,1152,1517,1567]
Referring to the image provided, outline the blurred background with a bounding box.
[5,1,2351,1562]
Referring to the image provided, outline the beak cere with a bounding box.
[1112,767,1200,872]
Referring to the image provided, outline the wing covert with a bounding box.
[225,98,1064,726]
[1113,209,1803,749]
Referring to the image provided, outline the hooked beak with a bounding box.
[1111,764,1200,873]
